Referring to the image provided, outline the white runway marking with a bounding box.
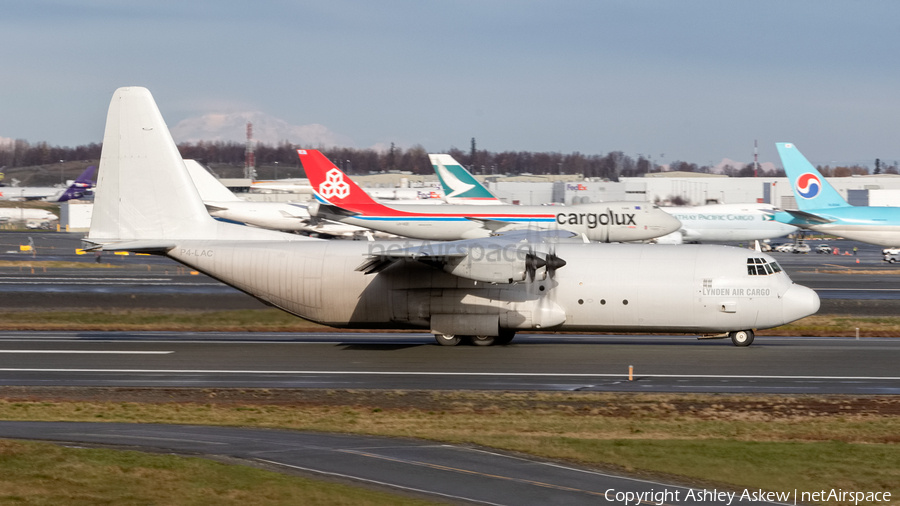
[0,350,173,355]
[255,458,504,506]
[0,368,898,380]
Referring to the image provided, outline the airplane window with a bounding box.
[764,263,773,275]
[755,258,765,264]
[748,265,757,275]
[770,262,782,273]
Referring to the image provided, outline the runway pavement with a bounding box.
[1,331,898,394]
[0,421,783,506]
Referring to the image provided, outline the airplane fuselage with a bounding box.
[166,241,817,334]
[659,204,797,243]
[315,202,681,242]
[774,207,900,247]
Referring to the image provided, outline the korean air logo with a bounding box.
[796,173,821,199]
[319,169,351,200]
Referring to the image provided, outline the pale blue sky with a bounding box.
[2,0,899,167]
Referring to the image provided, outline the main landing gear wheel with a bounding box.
[470,335,496,346]
[434,334,460,346]
[495,329,516,345]
[729,330,754,347]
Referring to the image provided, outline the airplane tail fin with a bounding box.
[56,165,96,202]
[184,160,243,202]
[776,142,849,210]
[429,153,502,204]
[87,87,294,249]
[298,149,385,211]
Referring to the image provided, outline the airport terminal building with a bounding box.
[485,172,900,208]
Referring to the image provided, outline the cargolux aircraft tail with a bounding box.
[429,153,502,205]
[298,149,393,213]
[777,142,849,211]
[55,165,96,202]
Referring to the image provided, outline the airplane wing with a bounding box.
[784,209,835,224]
[205,204,229,213]
[356,230,575,281]
[278,210,307,220]
[465,216,531,234]
[308,201,361,218]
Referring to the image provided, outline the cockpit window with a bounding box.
[747,257,782,276]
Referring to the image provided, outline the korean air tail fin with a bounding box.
[298,149,389,212]
[776,142,849,211]
[86,87,299,251]
[429,153,502,205]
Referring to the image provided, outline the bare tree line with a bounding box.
[4,138,892,181]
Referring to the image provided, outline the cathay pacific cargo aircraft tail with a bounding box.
[429,153,503,205]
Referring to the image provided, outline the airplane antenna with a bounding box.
[244,122,256,180]
[753,139,758,178]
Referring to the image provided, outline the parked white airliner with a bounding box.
[184,160,366,237]
[656,204,797,244]
[84,87,818,346]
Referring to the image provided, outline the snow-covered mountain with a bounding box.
[170,111,350,147]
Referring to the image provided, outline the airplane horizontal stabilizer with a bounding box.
[81,239,176,253]
[784,209,835,224]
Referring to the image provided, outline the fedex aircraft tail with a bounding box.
[777,142,849,211]
[56,165,96,202]
[429,153,502,204]
[86,87,297,249]
[298,149,387,212]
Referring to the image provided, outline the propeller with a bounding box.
[530,232,566,329]
[524,252,546,281]
[544,251,566,276]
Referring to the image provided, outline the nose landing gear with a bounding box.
[729,330,755,347]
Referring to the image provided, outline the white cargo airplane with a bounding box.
[184,160,367,237]
[0,208,57,223]
[656,203,798,244]
[84,87,819,346]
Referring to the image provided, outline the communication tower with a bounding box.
[753,139,759,177]
[244,122,256,179]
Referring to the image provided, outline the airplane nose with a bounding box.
[781,284,820,324]
[658,211,682,234]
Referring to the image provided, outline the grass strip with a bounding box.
[0,439,437,506]
[762,314,900,337]
[0,391,898,504]
[0,309,332,332]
